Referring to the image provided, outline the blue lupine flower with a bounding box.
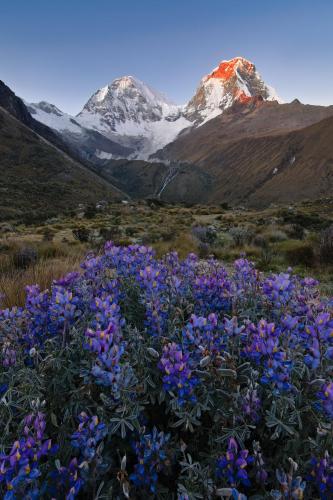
[216,437,253,489]
[130,427,170,493]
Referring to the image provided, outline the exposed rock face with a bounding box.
[78,76,180,129]
[0,80,73,155]
[28,101,133,162]
[184,57,280,124]
[76,76,190,159]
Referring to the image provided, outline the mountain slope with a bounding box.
[0,80,78,157]
[155,109,333,206]
[156,100,333,164]
[0,106,124,221]
[92,159,213,204]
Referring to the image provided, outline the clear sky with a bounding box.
[0,0,332,115]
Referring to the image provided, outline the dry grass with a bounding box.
[153,234,198,259]
[1,199,333,308]
[0,255,84,309]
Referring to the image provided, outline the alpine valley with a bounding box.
[1,56,333,218]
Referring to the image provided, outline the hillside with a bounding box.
[0,107,124,221]
[154,101,333,206]
[94,159,213,204]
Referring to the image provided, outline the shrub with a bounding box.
[285,223,306,240]
[192,225,217,245]
[253,234,269,248]
[281,210,327,229]
[142,231,161,244]
[41,227,55,242]
[229,226,254,246]
[72,226,90,243]
[264,229,288,243]
[125,226,137,237]
[319,225,333,263]
[84,203,97,219]
[216,231,234,248]
[12,246,38,269]
[283,241,316,267]
[159,228,176,242]
[257,246,276,270]
[0,243,332,499]
[99,225,121,241]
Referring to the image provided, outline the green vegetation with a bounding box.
[1,197,333,308]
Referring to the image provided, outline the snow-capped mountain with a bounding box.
[76,76,191,158]
[27,101,84,134]
[27,57,281,160]
[184,57,281,124]
[27,101,133,161]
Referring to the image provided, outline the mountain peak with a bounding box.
[75,74,187,158]
[185,56,281,124]
[207,57,255,82]
[113,75,141,87]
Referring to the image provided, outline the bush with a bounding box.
[285,223,306,240]
[264,229,288,243]
[142,231,161,244]
[125,226,137,237]
[0,243,332,499]
[283,241,316,267]
[216,232,234,248]
[253,234,269,248]
[192,225,217,245]
[281,210,326,229]
[257,246,276,270]
[229,226,254,246]
[41,227,55,242]
[99,226,121,241]
[319,225,333,263]
[12,246,38,269]
[72,226,90,243]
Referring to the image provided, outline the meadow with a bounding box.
[0,199,333,498]
[1,198,333,307]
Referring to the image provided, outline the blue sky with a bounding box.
[0,0,332,114]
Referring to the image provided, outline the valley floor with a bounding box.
[1,198,333,308]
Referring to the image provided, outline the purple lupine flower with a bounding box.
[193,265,232,315]
[317,382,333,419]
[216,437,252,489]
[130,427,170,494]
[2,342,16,368]
[263,272,294,309]
[158,342,198,405]
[137,264,169,336]
[308,452,333,498]
[241,387,261,423]
[85,298,126,399]
[0,412,57,498]
[49,457,83,500]
[53,272,80,287]
[275,467,306,499]
[182,313,226,362]
[71,412,107,461]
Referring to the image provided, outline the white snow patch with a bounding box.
[95,150,115,160]
[28,102,83,134]
[95,85,109,102]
